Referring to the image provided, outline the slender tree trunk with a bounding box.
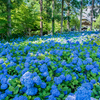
[61,0,64,33]
[46,0,51,34]
[28,28,31,36]
[75,26,76,31]
[66,2,70,31]
[7,0,11,37]
[90,0,94,31]
[80,0,83,32]
[40,0,43,36]
[52,0,54,35]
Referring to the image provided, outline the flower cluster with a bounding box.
[0,31,100,100]
[20,72,38,95]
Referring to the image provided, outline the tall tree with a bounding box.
[52,0,55,35]
[90,0,94,31]
[80,0,83,32]
[40,0,43,36]
[66,0,70,31]
[61,0,64,33]
[7,0,11,37]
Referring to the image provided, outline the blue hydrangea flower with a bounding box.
[18,96,28,100]
[21,87,27,93]
[54,77,63,85]
[41,71,49,77]
[98,77,100,83]
[64,91,67,95]
[41,82,46,88]
[21,68,29,75]
[74,67,81,72]
[2,64,6,68]
[77,59,82,66]
[6,54,12,60]
[86,65,91,71]
[65,74,72,81]
[0,59,4,64]
[60,75,66,80]
[46,76,51,82]
[24,78,34,89]
[83,60,88,65]
[39,64,48,73]
[82,83,93,90]
[85,53,90,58]
[97,52,100,59]
[51,85,57,89]
[33,76,42,85]
[90,79,96,84]
[72,57,78,64]
[93,62,99,68]
[20,72,33,85]
[0,78,7,84]
[72,72,79,79]
[50,88,60,97]
[16,66,21,72]
[34,97,41,100]
[91,68,98,74]
[13,95,28,100]
[61,60,67,66]
[1,84,8,90]
[13,57,17,62]
[26,87,38,95]
[75,86,92,100]
[86,58,92,63]
[5,89,12,95]
[48,95,57,100]
[47,61,51,66]
[0,93,7,100]
[45,57,50,63]
[32,72,38,77]
[24,62,29,68]
[65,95,75,100]
[56,67,63,73]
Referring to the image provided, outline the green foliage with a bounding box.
[93,14,100,30]
[7,66,18,75]
[91,83,100,99]
[70,15,80,30]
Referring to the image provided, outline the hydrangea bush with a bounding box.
[0,31,100,100]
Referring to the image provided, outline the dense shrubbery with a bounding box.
[0,31,100,100]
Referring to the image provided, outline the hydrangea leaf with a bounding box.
[8,86,15,91]
[14,86,19,94]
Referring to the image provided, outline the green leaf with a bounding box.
[17,84,22,88]
[14,86,19,94]
[95,85,100,91]
[63,86,68,91]
[5,96,9,100]
[71,85,74,89]
[67,88,71,94]
[8,86,14,91]
[73,80,78,85]
[96,96,99,99]
[28,96,31,99]
[93,89,98,95]
[59,93,64,98]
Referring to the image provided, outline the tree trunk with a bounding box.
[80,0,83,32]
[52,0,55,35]
[66,2,70,31]
[90,0,94,31]
[40,0,43,36]
[28,28,31,36]
[75,26,76,31]
[7,0,11,37]
[61,0,64,33]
